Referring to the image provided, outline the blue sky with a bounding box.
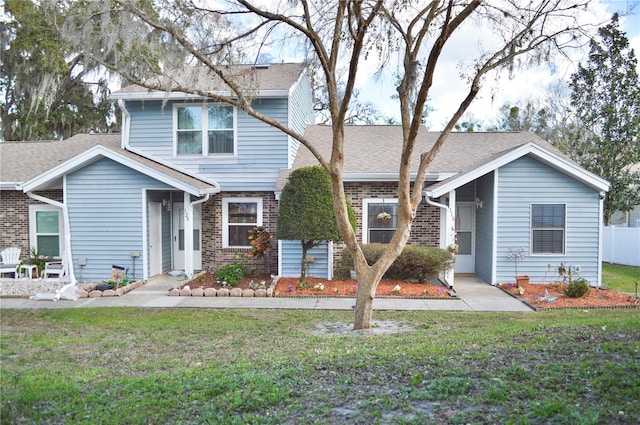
[353,1,640,129]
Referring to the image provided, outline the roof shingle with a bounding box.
[111,63,306,97]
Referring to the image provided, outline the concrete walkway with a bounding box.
[0,275,532,312]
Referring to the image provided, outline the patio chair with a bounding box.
[0,247,21,279]
[42,255,66,280]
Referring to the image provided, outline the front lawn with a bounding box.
[1,308,639,424]
[602,262,640,294]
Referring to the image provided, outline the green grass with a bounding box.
[602,262,640,294]
[1,308,639,424]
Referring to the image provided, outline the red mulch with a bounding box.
[274,276,451,298]
[498,281,639,310]
[180,272,451,298]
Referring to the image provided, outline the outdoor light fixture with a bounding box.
[130,251,140,279]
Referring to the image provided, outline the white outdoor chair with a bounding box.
[0,247,21,279]
[42,259,65,279]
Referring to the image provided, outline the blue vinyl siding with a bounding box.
[280,240,330,279]
[288,73,314,166]
[66,158,173,282]
[126,97,293,191]
[496,156,601,284]
[475,172,494,282]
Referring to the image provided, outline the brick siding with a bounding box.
[332,182,441,272]
[201,191,279,275]
[0,189,63,262]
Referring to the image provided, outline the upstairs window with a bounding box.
[175,104,235,156]
[363,199,398,244]
[531,204,565,254]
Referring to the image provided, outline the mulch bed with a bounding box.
[179,272,452,298]
[498,281,639,310]
[274,276,452,298]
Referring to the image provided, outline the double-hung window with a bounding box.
[531,204,565,254]
[175,104,235,156]
[29,205,63,257]
[222,198,263,248]
[363,199,398,244]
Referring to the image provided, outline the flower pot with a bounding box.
[516,275,529,286]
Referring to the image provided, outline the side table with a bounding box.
[19,264,38,279]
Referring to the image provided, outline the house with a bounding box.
[0,62,610,287]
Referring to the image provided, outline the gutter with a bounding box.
[26,191,76,285]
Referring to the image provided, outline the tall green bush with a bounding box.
[277,166,356,282]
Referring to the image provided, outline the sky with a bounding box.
[351,1,640,130]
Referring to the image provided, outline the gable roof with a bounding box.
[1,134,220,196]
[276,125,610,194]
[111,62,307,100]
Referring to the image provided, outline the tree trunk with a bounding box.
[299,242,308,283]
[353,281,376,330]
[299,240,316,283]
[352,265,385,330]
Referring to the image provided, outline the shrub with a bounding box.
[216,260,246,287]
[339,243,454,282]
[564,278,590,298]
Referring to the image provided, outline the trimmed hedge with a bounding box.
[339,243,454,282]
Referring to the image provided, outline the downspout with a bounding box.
[183,193,211,278]
[117,99,131,150]
[597,191,605,288]
[424,195,455,288]
[26,191,76,284]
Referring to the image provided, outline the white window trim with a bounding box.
[530,203,566,256]
[173,103,237,158]
[28,204,64,258]
[362,198,398,244]
[222,197,263,248]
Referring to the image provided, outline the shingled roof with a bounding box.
[0,134,120,186]
[111,63,307,99]
[0,134,218,194]
[275,125,571,192]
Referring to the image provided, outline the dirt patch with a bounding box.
[309,320,415,335]
[498,281,639,310]
[274,276,451,298]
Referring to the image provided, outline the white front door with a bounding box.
[454,204,475,274]
[172,203,202,271]
[148,202,163,277]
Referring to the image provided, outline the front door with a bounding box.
[172,203,202,271]
[454,203,475,274]
[148,202,163,277]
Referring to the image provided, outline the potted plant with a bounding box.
[16,248,49,278]
[508,247,528,286]
[447,243,459,254]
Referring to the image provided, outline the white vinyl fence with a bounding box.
[603,226,640,267]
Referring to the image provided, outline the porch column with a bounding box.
[183,192,194,278]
